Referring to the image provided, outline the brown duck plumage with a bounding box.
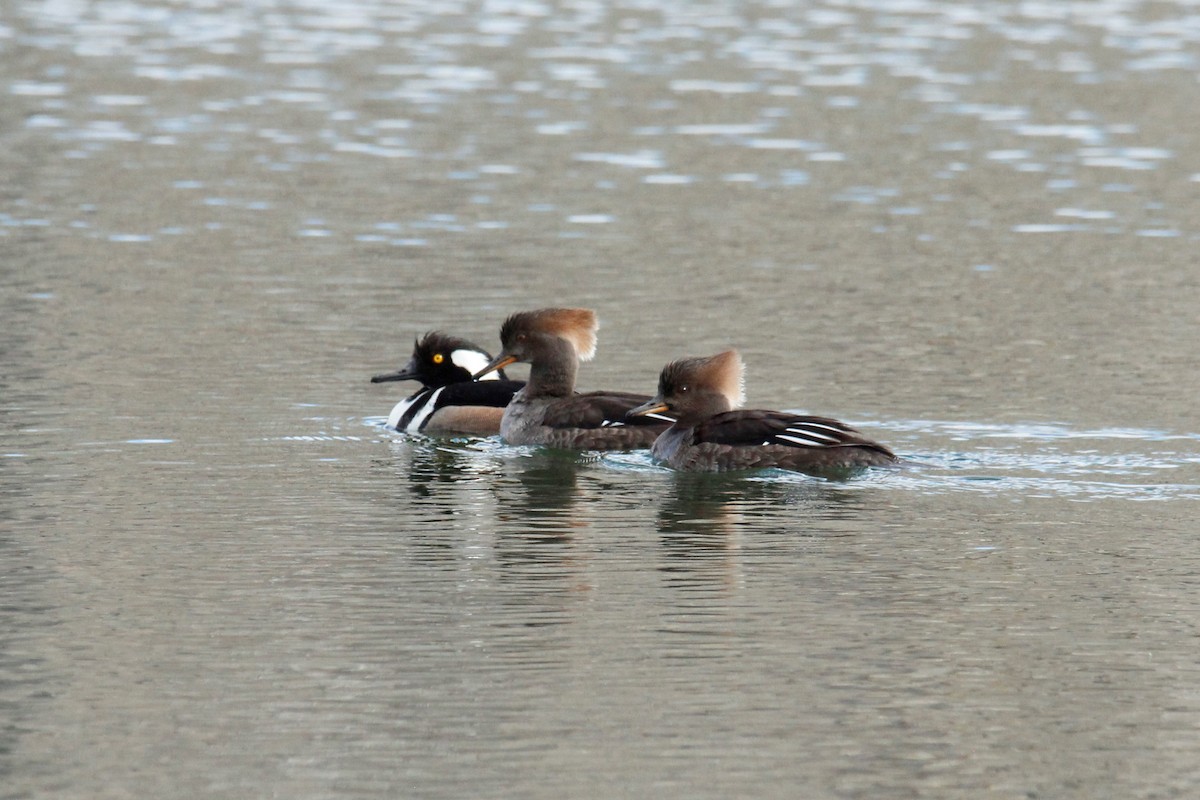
[473,308,672,449]
[628,350,897,476]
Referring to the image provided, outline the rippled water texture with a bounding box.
[4,1,1200,798]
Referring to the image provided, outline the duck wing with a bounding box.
[437,379,525,409]
[541,391,674,430]
[694,411,895,458]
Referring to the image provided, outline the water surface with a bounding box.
[4,1,1200,797]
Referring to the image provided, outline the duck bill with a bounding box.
[473,353,518,380]
[627,398,670,419]
[371,358,419,383]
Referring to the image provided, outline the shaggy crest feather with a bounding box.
[701,349,746,409]
[659,349,745,411]
[415,331,476,359]
[550,308,598,362]
[503,307,598,362]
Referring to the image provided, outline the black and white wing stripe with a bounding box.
[543,391,675,431]
[771,419,859,447]
[697,411,889,453]
[600,410,672,428]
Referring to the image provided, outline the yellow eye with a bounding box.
[432,353,444,364]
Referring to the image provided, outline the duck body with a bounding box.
[629,350,896,477]
[384,380,525,434]
[650,410,896,475]
[372,331,524,436]
[501,387,672,450]
[474,308,672,450]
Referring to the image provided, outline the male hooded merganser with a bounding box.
[472,307,673,449]
[371,331,524,435]
[628,350,897,476]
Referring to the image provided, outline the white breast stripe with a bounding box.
[387,395,421,429]
[450,349,496,380]
[408,387,444,431]
[600,420,626,427]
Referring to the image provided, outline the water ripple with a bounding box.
[8,0,1200,242]
[353,417,1200,503]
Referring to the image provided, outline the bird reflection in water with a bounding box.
[655,472,871,592]
[383,436,593,593]
[495,448,590,539]
[484,449,593,631]
[370,436,507,568]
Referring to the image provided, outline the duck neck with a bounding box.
[674,393,730,426]
[523,338,578,398]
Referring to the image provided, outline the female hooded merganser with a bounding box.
[371,331,524,435]
[628,350,897,476]
[472,308,673,450]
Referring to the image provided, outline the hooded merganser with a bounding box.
[472,307,673,450]
[628,350,897,476]
[371,331,524,435]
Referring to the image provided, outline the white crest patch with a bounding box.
[450,349,496,380]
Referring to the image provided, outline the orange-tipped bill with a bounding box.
[627,398,670,419]
[473,353,518,380]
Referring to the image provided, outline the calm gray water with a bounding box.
[4,1,1200,797]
